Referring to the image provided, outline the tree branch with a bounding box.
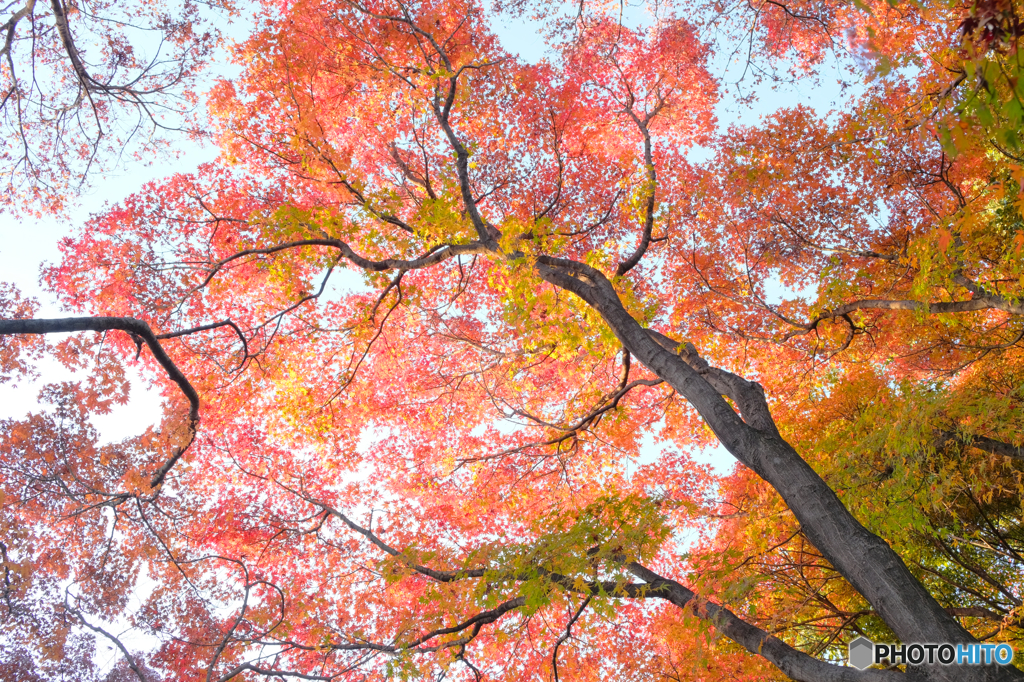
[0,316,199,487]
[938,430,1024,461]
[64,600,149,682]
[615,98,662,276]
[193,238,488,294]
[551,595,591,682]
[623,562,911,682]
[307,493,908,682]
[786,296,1024,341]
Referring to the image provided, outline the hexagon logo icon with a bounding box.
[849,637,874,670]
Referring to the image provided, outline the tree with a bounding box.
[1,0,1023,680]
[0,0,232,212]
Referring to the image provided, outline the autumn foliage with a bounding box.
[2,0,1024,680]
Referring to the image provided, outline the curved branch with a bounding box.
[0,0,35,62]
[215,663,335,682]
[506,349,653,432]
[355,0,502,248]
[0,316,199,487]
[458,376,663,466]
[193,238,489,293]
[315,502,486,583]
[48,0,188,100]
[615,99,662,276]
[551,595,591,682]
[157,319,249,370]
[391,596,526,651]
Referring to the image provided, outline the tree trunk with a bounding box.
[536,256,1023,682]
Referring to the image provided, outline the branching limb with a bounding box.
[215,663,337,682]
[786,297,1024,341]
[310,493,908,682]
[616,96,664,276]
[0,316,199,487]
[272,472,916,682]
[313,501,487,582]
[353,1,503,248]
[622,562,910,682]
[193,238,488,294]
[0,0,35,62]
[551,595,591,682]
[507,349,658,434]
[388,596,526,651]
[63,599,149,682]
[157,319,250,371]
[459,376,662,466]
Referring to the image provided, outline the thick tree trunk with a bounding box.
[536,256,1023,682]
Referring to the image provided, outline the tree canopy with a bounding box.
[1,0,1024,680]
